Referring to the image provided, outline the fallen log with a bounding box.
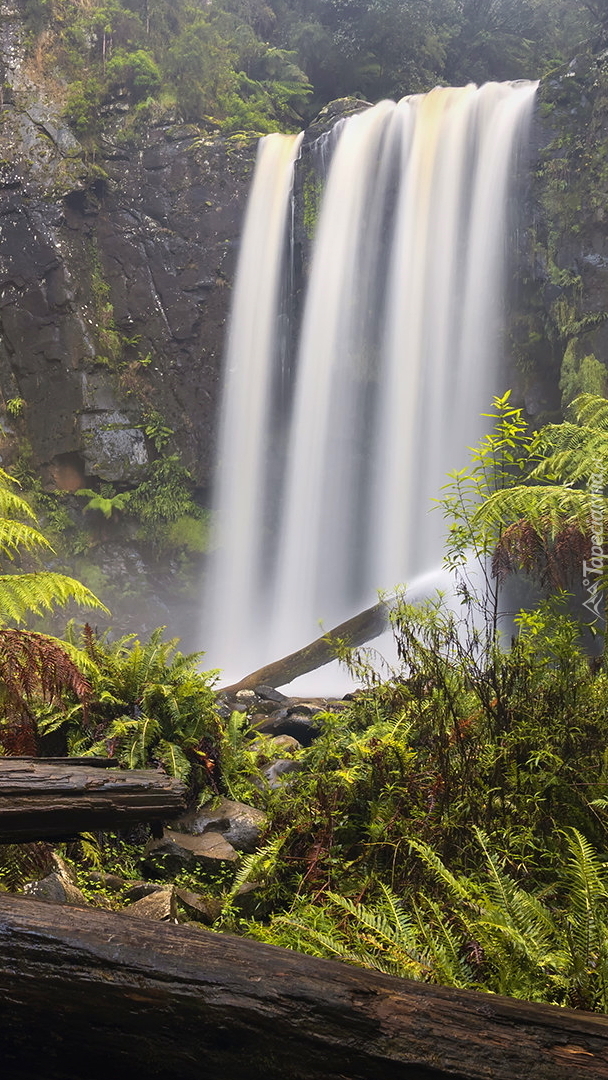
[0,758,187,843]
[0,894,606,1080]
[221,596,392,693]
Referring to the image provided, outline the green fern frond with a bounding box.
[571,394,608,431]
[156,739,191,781]
[0,572,109,625]
[224,835,284,910]
[474,485,594,536]
[409,838,473,903]
[0,519,52,559]
[413,897,475,988]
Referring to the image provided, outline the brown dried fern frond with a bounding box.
[492,519,546,585]
[546,524,591,590]
[0,628,92,755]
[492,517,592,591]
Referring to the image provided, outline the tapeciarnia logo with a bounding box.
[582,470,605,624]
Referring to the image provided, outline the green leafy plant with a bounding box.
[140,410,174,452]
[0,467,107,753]
[260,827,608,1010]
[5,398,26,417]
[69,626,221,786]
[76,485,132,519]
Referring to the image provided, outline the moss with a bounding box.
[302,170,322,239]
[559,341,606,406]
[87,242,126,367]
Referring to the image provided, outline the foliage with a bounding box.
[65,626,222,787]
[139,410,174,452]
[0,468,107,626]
[24,0,599,140]
[465,393,608,596]
[0,628,93,754]
[265,827,608,1010]
[106,47,162,101]
[5,398,26,418]
[0,843,54,893]
[0,467,107,754]
[127,455,206,553]
[76,485,132,519]
[438,390,533,634]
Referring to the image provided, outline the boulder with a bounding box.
[143,829,238,877]
[269,735,302,753]
[87,872,128,893]
[262,759,303,789]
[175,888,222,925]
[232,881,262,917]
[249,734,302,757]
[24,872,87,906]
[123,881,168,903]
[254,685,290,705]
[125,887,177,922]
[254,709,322,746]
[174,798,267,854]
[235,689,258,706]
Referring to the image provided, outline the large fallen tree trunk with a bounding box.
[221,596,392,693]
[0,895,606,1080]
[0,758,187,843]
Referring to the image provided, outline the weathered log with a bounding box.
[0,894,606,1080]
[15,756,119,768]
[0,759,187,842]
[221,597,392,693]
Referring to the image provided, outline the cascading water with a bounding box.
[205,82,537,685]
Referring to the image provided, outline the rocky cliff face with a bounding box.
[2,0,608,650]
[0,1,258,645]
[0,0,255,491]
[515,50,608,421]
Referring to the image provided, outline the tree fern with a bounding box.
[0,571,106,625]
[456,392,608,593]
[0,628,94,754]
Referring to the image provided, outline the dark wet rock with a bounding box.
[267,734,302,754]
[215,701,234,719]
[125,887,177,921]
[24,872,87,906]
[232,881,262,917]
[87,872,128,893]
[143,828,238,877]
[262,758,303,788]
[175,887,222,925]
[174,798,266,853]
[235,689,258,706]
[254,685,290,705]
[286,702,321,717]
[123,881,168,903]
[254,709,322,746]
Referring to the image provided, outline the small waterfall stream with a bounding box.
[205,82,537,684]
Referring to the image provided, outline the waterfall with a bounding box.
[205,82,537,684]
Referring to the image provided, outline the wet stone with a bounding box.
[125,887,177,922]
[24,872,87,906]
[143,829,239,878]
[174,798,267,854]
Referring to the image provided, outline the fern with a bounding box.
[66,626,220,785]
[0,628,93,754]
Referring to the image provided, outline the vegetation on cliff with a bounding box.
[16,0,608,137]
